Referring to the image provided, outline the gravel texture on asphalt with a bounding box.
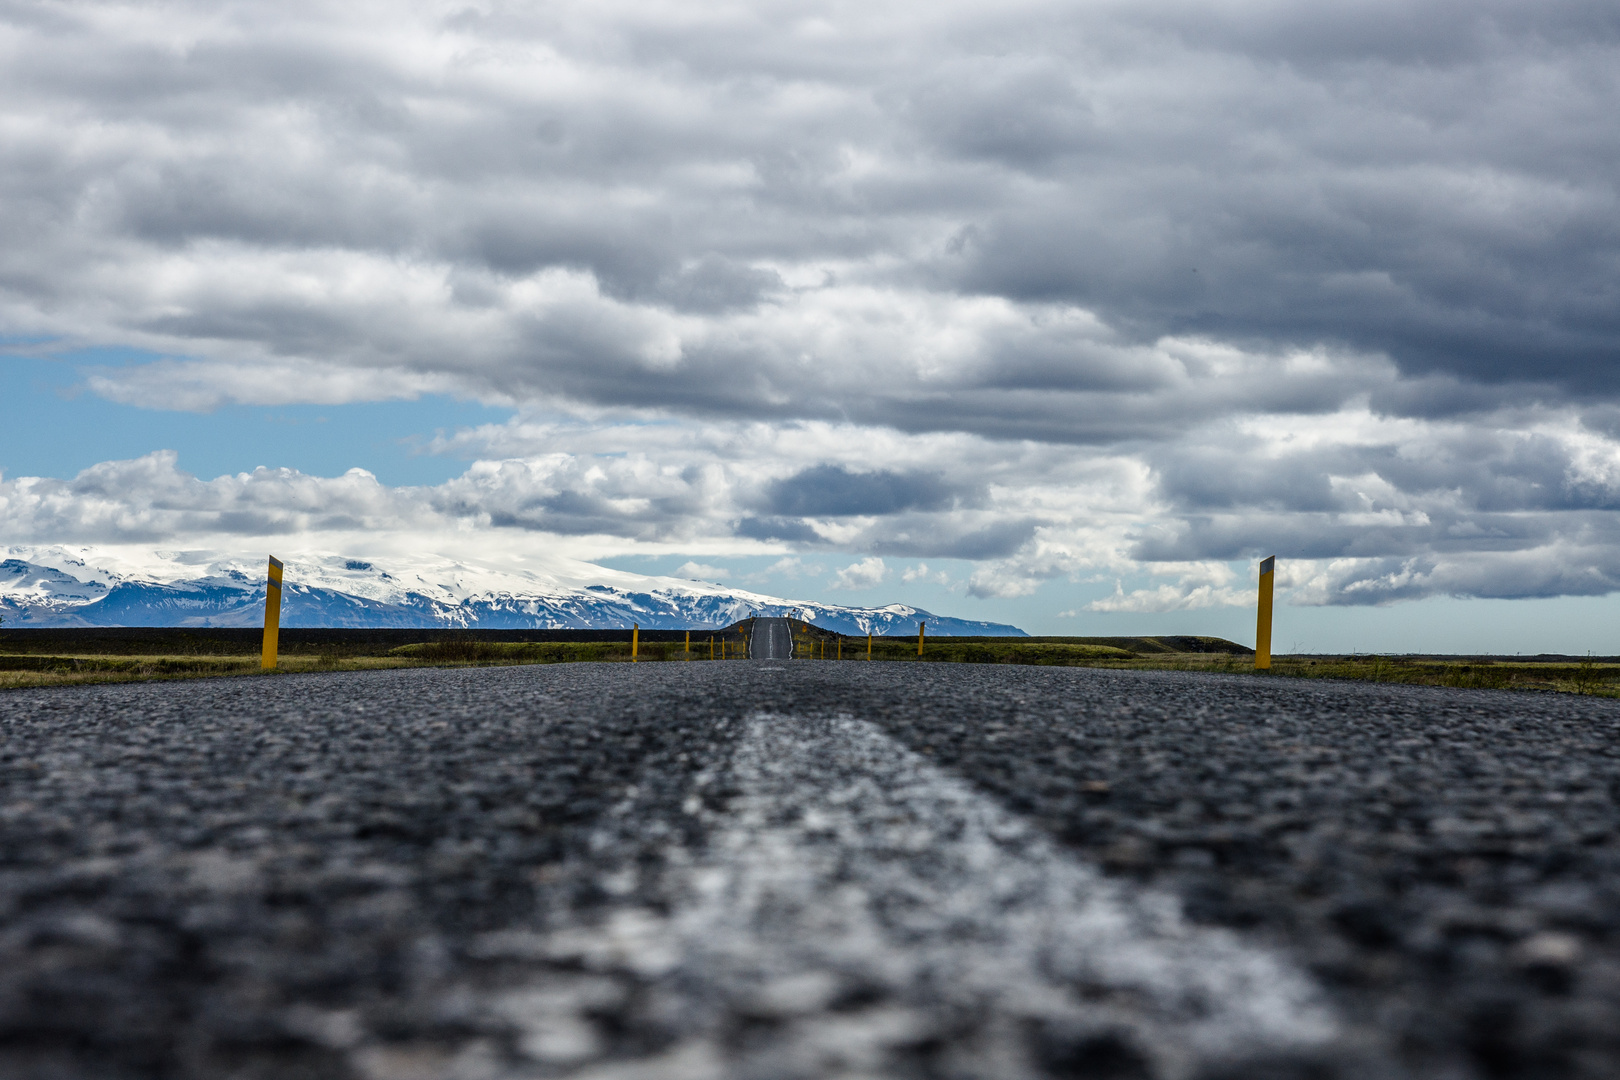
[1,662,1618,1079]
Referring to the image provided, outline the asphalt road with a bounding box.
[748,618,794,661]
[2,661,1619,1080]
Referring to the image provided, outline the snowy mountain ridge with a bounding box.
[0,546,1026,636]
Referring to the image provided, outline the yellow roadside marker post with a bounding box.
[260,556,283,670]
[709,635,714,660]
[1255,556,1276,670]
[685,630,690,660]
[837,637,842,660]
[918,621,925,658]
[867,633,872,660]
[632,623,639,663]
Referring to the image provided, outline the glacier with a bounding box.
[0,546,1026,636]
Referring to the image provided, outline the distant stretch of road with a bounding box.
[2,661,1617,1079]
[748,616,794,660]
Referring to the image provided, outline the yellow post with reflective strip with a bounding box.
[632,623,639,662]
[918,621,925,657]
[261,556,283,670]
[1255,555,1276,670]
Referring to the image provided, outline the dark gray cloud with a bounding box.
[1152,429,1618,518]
[643,256,785,314]
[874,518,1037,561]
[760,466,957,517]
[735,516,828,545]
[8,0,1613,419]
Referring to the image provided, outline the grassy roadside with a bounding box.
[963,650,1620,697]
[2,632,1616,697]
[0,653,419,690]
[1255,654,1620,696]
[792,628,1620,695]
[0,636,745,689]
[405,634,1620,698]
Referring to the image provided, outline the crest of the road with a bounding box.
[747,616,796,661]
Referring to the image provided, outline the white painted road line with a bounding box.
[478,714,1341,1079]
[748,617,794,660]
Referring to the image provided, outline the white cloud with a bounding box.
[1085,583,1251,614]
[675,561,731,581]
[966,565,1045,600]
[901,562,949,585]
[830,557,889,590]
[7,397,1620,610]
[84,356,461,413]
[743,556,820,583]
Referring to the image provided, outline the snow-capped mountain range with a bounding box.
[0,546,1026,636]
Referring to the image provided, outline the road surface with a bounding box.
[747,617,795,660]
[2,661,1618,1079]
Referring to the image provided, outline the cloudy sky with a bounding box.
[4,0,1620,648]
